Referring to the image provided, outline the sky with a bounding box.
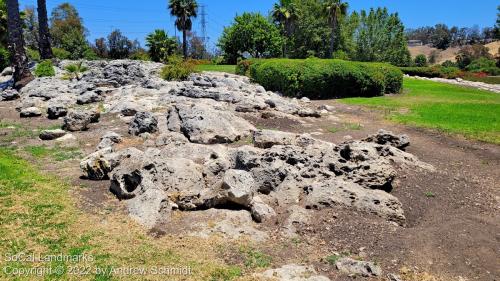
[18,0,499,50]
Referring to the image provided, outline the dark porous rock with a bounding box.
[47,104,68,119]
[129,112,158,136]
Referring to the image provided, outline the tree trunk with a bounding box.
[6,0,34,89]
[329,19,336,58]
[182,28,187,59]
[37,0,53,59]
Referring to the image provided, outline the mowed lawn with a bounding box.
[341,78,500,144]
[195,64,236,74]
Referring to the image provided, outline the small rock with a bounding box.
[47,105,68,119]
[96,131,123,150]
[1,67,13,76]
[39,129,67,140]
[318,104,335,112]
[0,89,20,101]
[222,169,256,207]
[63,110,95,131]
[387,273,402,281]
[77,91,103,105]
[336,258,382,277]
[256,264,330,281]
[300,97,311,103]
[129,112,158,136]
[251,196,276,223]
[20,107,42,118]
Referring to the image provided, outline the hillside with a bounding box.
[409,41,500,64]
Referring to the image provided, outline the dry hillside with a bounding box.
[409,41,500,64]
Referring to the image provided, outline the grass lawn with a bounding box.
[341,78,500,144]
[195,64,236,74]
[0,147,245,280]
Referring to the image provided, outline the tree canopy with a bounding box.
[218,12,283,64]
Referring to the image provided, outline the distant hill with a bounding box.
[409,41,499,65]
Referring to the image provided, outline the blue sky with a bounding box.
[19,0,499,50]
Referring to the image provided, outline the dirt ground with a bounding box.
[0,99,498,281]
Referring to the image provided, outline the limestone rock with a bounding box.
[128,111,158,136]
[363,129,410,150]
[47,104,68,119]
[0,89,19,101]
[168,103,255,144]
[335,258,382,277]
[256,264,330,281]
[39,129,67,141]
[20,107,42,118]
[222,169,256,207]
[63,110,94,131]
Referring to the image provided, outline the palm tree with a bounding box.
[6,0,33,88]
[168,0,198,59]
[146,29,177,62]
[271,0,298,57]
[37,0,53,59]
[323,0,348,58]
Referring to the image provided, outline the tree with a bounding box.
[6,0,33,88]
[353,8,411,66]
[22,6,38,49]
[431,24,451,50]
[0,0,7,46]
[271,0,298,57]
[50,2,88,58]
[168,0,198,59]
[323,0,348,58]
[456,44,492,69]
[37,0,52,59]
[495,6,500,39]
[146,29,177,62]
[218,12,283,64]
[414,54,428,67]
[93,37,108,58]
[107,29,132,59]
[187,32,207,59]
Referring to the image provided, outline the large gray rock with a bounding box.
[80,147,144,180]
[167,103,255,144]
[256,264,330,281]
[39,129,66,140]
[335,257,382,277]
[250,196,276,223]
[128,112,158,136]
[304,178,405,224]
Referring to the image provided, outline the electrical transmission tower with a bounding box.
[200,5,209,58]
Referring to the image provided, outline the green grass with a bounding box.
[24,145,83,161]
[239,247,272,269]
[195,64,236,74]
[341,78,500,144]
[328,122,363,133]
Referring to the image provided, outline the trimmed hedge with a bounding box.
[237,58,403,99]
[400,66,462,79]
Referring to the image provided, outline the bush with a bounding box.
[160,60,197,81]
[239,58,403,99]
[0,47,10,71]
[52,48,71,60]
[83,48,99,60]
[400,66,462,79]
[27,48,41,62]
[465,58,500,75]
[441,60,457,68]
[34,60,55,77]
[414,54,428,67]
[129,50,151,61]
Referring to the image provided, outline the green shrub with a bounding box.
[63,61,88,81]
[83,48,99,60]
[441,60,457,68]
[34,60,55,77]
[414,54,428,67]
[52,48,71,60]
[0,47,10,71]
[129,50,151,61]
[160,60,196,81]
[465,58,500,75]
[240,58,402,99]
[400,66,461,79]
[27,48,41,62]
